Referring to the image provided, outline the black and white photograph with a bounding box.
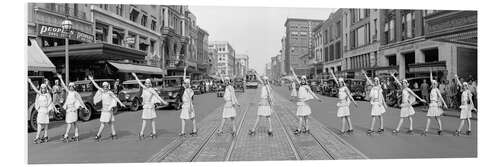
[7,0,495,166]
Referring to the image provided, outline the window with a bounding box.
[150,40,156,53]
[373,19,378,42]
[389,19,395,41]
[386,55,397,66]
[384,22,389,43]
[336,21,341,37]
[104,4,108,10]
[141,15,148,26]
[129,9,139,22]
[151,20,157,31]
[116,5,123,16]
[423,48,439,62]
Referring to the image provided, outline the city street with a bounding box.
[28,86,476,164]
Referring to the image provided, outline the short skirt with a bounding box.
[336,102,350,117]
[142,105,157,119]
[460,104,472,119]
[100,110,115,123]
[37,107,50,124]
[257,105,272,116]
[296,102,311,116]
[426,102,443,117]
[399,103,415,118]
[180,103,195,119]
[222,102,236,118]
[291,89,298,97]
[371,103,386,116]
[65,108,78,123]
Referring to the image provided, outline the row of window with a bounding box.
[98,5,158,32]
[350,23,372,49]
[350,52,372,70]
[95,23,157,54]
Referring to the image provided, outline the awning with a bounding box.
[108,61,164,75]
[27,39,55,72]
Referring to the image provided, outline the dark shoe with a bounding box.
[95,135,101,142]
[42,137,48,143]
[33,138,41,144]
[231,131,236,137]
[392,130,400,135]
[268,130,273,136]
[339,131,347,136]
[437,130,442,136]
[367,130,374,135]
[407,130,414,135]
[248,130,255,136]
[150,133,158,139]
[377,129,385,134]
[454,130,460,136]
[138,134,145,141]
[61,135,69,143]
[179,132,186,137]
[190,131,197,136]
[421,131,428,136]
[466,130,472,136]
[111,134,117,140]
[293,129,301,135]
[347,129,354,135]
[303,129,310,134]
[72,136,79,142]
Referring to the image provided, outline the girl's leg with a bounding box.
[140,120,147,135]
[341,117,346,132]
[436,117,443,131]
[151,119,156,135]
[298,116,304,130]
[73,122,79,137]
[64,123,72,138]
[380,116,384,130]
[251,116,260,131]
[43,124,49,138]
[231,117,237,132]
[267,116,273,132]
[181,119,186,134]
[395,118,404,131]
[467,118,472,131]
[347,117,353,131]
[408,117,413,131]
[218,118,226,132]
[370,116,376,131]
[97,123,105,136]
[192,119,197,133]
[110,122,116,135]
[458,119,465,132]
[35,124,42,139]
[424,118,431,132]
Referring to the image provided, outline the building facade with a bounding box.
[284,18,323,76]
[235,54,249,78]
[311,10,344,79]
[210,41,236,78]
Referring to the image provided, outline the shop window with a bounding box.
[403,52,415,71]
[423,48,439,62]
[150,40,156,53]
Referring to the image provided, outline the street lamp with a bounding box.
[62,19,72,84]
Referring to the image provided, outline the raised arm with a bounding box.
[454,74,463,89]
[345,88,358,107]
[437,91,448,109]
[290,66,301,83]
[255,72,264,84]
[183,66,188,81]
[327,69,339,85]
[430,71,433,82]
[408,89,425,102]
[131,73,146,88]
[88,76,103,91]
[27,78,41,95]
[57,74,69,92]
[362,70,374,86]
[390,72,402,88]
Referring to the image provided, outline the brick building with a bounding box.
[284,18,323,76]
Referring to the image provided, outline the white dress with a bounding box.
[337,87,351,117]
[459,90,473,119]
[63,91,85,123]
[291,82,298,97]
[257,85,273,116]
[94,90,118,123]
[296,85,314,116]
[369,86,386,116]
[399,88,416,118]
[222,85,238,118]
[427,88,444,117]
[35,93,54,124]
[141,88,162,119]
[180,88,195,119]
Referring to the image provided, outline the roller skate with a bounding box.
[407,130,414,136]
[367,130,374,135]
[421,131,428,136]
[267,130,273,136]
[72,136,79,142]
[95,135,102,142]
[293,129,301,135]
[303,129,310,134]
[41,136,48,143]
[346,129,354,136]
[437,130,442,136]
[377,128,385,134]
[138,134,145,141]
[150,133,158,139]
[248,130,255,136]
[33,138,41,144]
[454,130,460,136]
[392,129,400,135]
[466,130,472,136]
[189,131,198,137]
[111,134,117,140]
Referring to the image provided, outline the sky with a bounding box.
[189,6,335,74]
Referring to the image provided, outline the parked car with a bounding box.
[163,76,189,110]
[322,78,338,97]
[191,80,203,95]
[27,75,65,131]
[73,79,117,122]
[118,80,144,111]
[345,78,366,101]
[309,80,322,93]
[233,77,245,92]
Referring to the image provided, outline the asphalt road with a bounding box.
[27,91,227,164]
[273,85,477,159]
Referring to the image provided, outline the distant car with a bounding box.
[163,76,189,110]
[27,76,66,131]
[119,80,144,111]
[345,78,366,101]
[233,77,245,92]
[191,80,202,95]
[322,78,338,97]
[246,74,258,89]
[73,79,117,122]
[309,80,322,93]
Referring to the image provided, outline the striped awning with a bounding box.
[108,61,164,75]
[432,30,477,46]
[27,39,55,72]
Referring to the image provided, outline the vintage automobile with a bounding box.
[321,78,338,97]
[191,80,202,95]
[384,76,429,107]
[233,77,246,92]
[163,76,189,110]
[345,78,367,101]
[245,74,259,89]
[119,79,144,111]
[27,76,65,131]
[309,80,322,93]
[73,79,117,122]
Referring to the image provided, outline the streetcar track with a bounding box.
[274,105,303,160]
[276,96,336,160]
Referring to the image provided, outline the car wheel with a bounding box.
[78,103,93,122]
[54,106,66,121]
[130,98,140,111]
[175,103,182,110]
[29,108,37,132]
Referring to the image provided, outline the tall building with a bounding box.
[236,54,249,78]
[312,10,344,79]
[279,36,286,75]
[210,41,236,78]
[284,18,323,76]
